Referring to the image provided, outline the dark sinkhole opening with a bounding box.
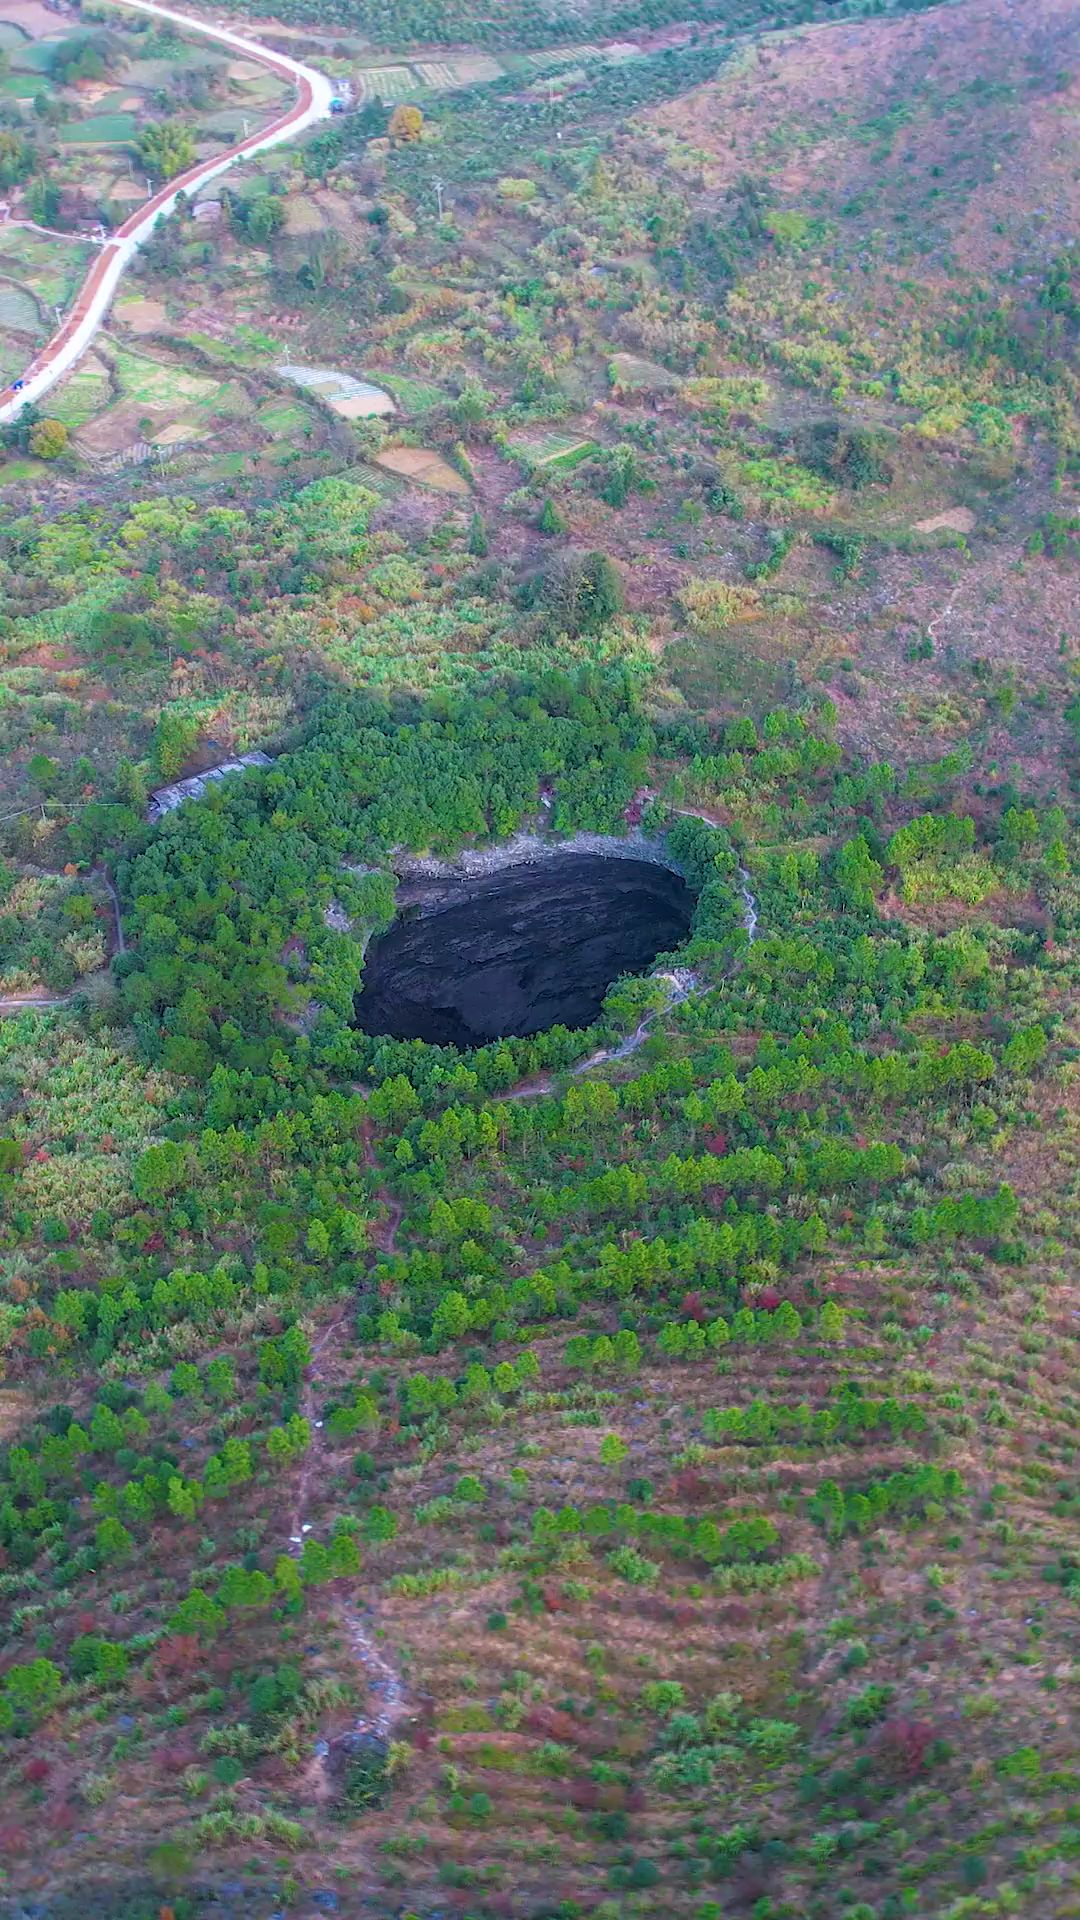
[353,854,695,1050]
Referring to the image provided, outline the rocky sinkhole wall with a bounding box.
[353,853,694,1049]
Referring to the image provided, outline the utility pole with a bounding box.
[432,175,445,220]
[146,178,153,199]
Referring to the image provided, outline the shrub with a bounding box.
[677,577,762,634]
[28,419,68,460]
[607,1546,659,1585]
[843,1684,896,1730]
[388,104,423,141]
[340,1745,390,1811]
[641,1680,685,1714]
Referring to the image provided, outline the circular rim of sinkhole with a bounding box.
[353,852,695,1051]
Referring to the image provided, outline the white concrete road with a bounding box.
[0,0,334,424]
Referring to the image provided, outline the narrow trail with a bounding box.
[100,866,126,956]
[362,1127,404,1256]
[0,217,91,244]
[289,1319,409,1759]
[373,1192,403,1256]
[288,1141,410,1773]
[0,992,76,1014]
[507,848,761,1101]
[506,966,700,1102]
[0,867,126,1017]
[737,865,759,941]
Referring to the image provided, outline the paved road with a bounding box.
[0,0,334,424]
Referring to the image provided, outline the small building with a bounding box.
[147,751,274,821]
[57,186,100,230]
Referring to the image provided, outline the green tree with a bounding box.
[432,1289,471,1344]
[1,1659,62,1728]
[133,1139,187,1202]
[96,1516,134,1562]
[1003,1025,1047,1075]
[152,708,199,782]
[274,1555,303,1601]
[541,549,625,634]
[205,1356,236,1403]
[26,753,58,794]
[170,1587,226,1639]
[138,120,197,180]
[362,1504,398,1543]
[246,196,285,244]
[452,378,494,433]
[29,418,68,460]
[167,1474,204,1522]
[0,129,34,189]
[818,1300,846,1343]
[259,1324,311,1389]
[218,1564,273,1609]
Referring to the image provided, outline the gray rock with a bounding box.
[355,855,693,1049]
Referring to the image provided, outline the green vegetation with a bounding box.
[137,118,197,179]
[0,0,1077,1911]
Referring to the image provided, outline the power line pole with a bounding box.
[432,175,445,220]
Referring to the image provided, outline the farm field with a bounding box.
[0,0,1076,1914]
[0,6,292,238]
[0,228,93,308]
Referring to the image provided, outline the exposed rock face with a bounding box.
[354,855,694,1049]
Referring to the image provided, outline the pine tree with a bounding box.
[819,1300,846,1343]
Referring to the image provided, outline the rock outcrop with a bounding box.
[354,855,693,1048]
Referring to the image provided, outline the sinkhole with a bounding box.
[353,854,694,1050]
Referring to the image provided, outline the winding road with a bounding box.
[0,0,334,424]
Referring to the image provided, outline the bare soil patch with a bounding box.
[75,404,150,458]
[609,350,681,394]
[650,0,1075,193]
[107,177,147,204]
[824,538,1077,779]
[116,297,171,336]
[0,1390,33,1440]
[283,195,326,235]
[152,418,208,446]
[374,445,470,494]
[2,1,63,37]
[70,79,115,107]
[331,392,390,419]
[913,507,978,536]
